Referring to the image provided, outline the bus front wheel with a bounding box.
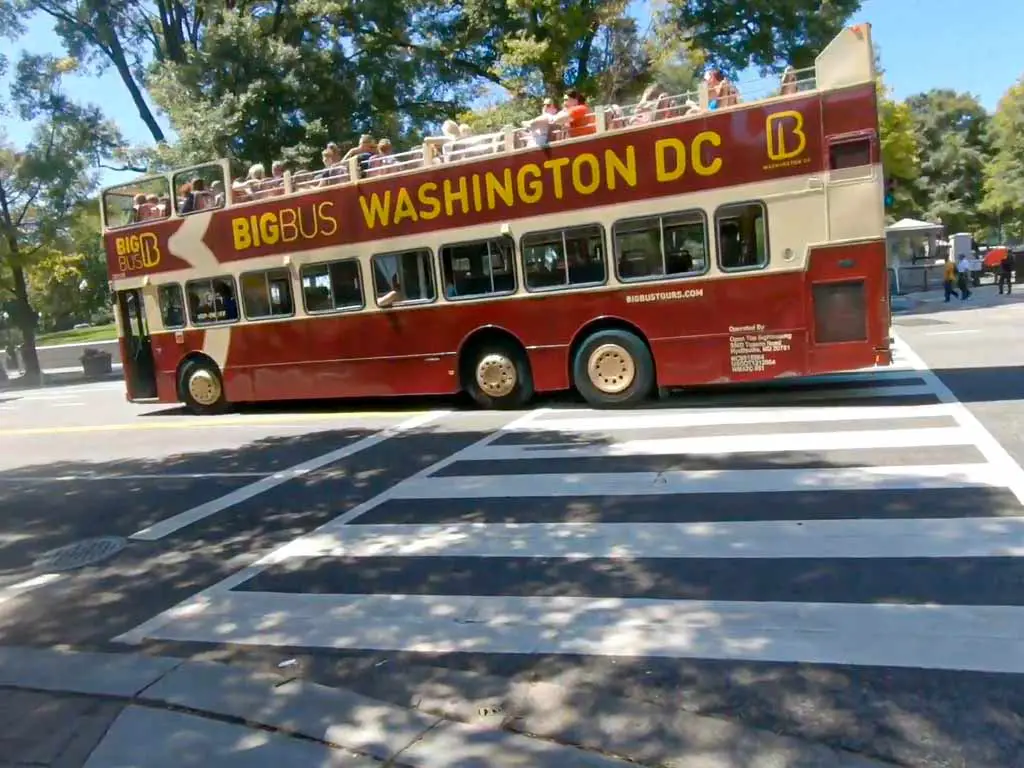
[179,359,229,415]
[572,329,654,407]
[465,342,534,410]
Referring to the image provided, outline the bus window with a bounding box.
[241,268,294,319]
[157,284,187,329]
[185,276,239,325]
[173,163,227,215]
[440,237,516,299]
[301,260,363,313]
[372,249,436,306]
[716,202,769,271]
[613,211,707,281]
[102,176,172,230]
[521,225,605,291]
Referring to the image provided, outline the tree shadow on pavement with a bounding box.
[1,418,1023,766]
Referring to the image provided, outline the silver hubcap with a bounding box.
[587,343,636,394]
[187,369,222,406]
[476,353,517,398]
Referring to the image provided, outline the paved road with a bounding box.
[1,290,1023,768]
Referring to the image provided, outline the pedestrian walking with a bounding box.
[956,254,971,301]
[943,258,959,302]
[998,253,1013,295]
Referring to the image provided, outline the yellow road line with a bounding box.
[0,409,439,437]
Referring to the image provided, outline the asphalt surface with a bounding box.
[1,284,1023,768]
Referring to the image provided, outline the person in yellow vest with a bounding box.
[943,258,959,302]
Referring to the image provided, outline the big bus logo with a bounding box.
[113,232,161,273]
[764,110,809,170]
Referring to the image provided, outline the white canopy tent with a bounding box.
[885,218,945,295]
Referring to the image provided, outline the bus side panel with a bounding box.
[202,267,825,403]
[525,347,570,393]
[804,240,888,374]
[648,271,808,388]
[227,312,459,400]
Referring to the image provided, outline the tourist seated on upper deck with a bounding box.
[179,178,214,213]
[266,161,287,196]
[247,163,268,196]
[523,99,559,147]
[367,139,397,176]
[559,90,597,137]
[780,67,798,95]
[128,193,146,224]
[343,134,377,175]
[315,143,348,187]
[540,90,597,139]
[210,180,225,207]
[706,69,739,109]
[232,176,250,202]
[138,194,166,221]
[423,120,461,163]
[632,84,667,124]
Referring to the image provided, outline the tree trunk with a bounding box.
[11,265,41,386]
[109,41,166,144]
[94,7,167,144]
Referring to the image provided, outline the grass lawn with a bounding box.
[35,323,118,347]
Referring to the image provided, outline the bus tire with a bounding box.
[179,359,229,415]
[572,329,654,407]
[465,341,534,410]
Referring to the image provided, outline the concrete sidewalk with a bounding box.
[892,281,1022,314]
[0,646,893,767]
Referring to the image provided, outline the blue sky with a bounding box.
[3,0,1022,183]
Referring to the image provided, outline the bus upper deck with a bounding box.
[101,24,876,239]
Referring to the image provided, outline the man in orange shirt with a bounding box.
[555,89,597,138]
[521,89,598,142]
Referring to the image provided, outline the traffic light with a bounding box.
[884,178,896,209]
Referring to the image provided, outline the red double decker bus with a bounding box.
[101,24,889,415]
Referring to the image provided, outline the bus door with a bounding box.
[116,289,158,399]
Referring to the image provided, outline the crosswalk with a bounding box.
[116,335,1024,676]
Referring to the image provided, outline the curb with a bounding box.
[0,646,896,767]
[0,646,637,767]
[0,369,123,392]
[296,659,898,768]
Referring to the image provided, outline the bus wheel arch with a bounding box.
[458,327,534,410]
[176,353,229,415]
[569,319,656,407]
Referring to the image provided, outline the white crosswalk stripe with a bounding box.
[115,335,1024,676]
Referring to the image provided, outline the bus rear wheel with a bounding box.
[465,342,534,410]
[572,329,654,407]
[179,359,229,415]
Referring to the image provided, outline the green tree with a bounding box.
[660,0,862,74]
[982,77,1024,242]
[144,0,503,168]
[1,0,212,144]
[0,55,122,383]
[25,201,109,331]
[642,17,703,101]
[457,99,540,135]
[877,86,919,220]
[904,90,990,235]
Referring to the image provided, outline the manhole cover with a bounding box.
[33,537,127,571]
